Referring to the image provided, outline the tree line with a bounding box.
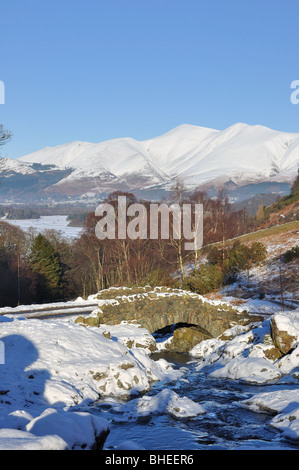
[0,186,260,307]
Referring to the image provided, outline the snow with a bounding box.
[0,296,99,319]
[190,314,299,380]
[0,429,68,450]
[273,311,299,341]
[106,389,206,423]
[1,287,299,448]
[14,123,299,191]
[25,408,108,450]
[0,157,36,176]
[189,311,299,441]
[209,357,283,383]
[239,389,299,415]
[239,389,299,442]
[7,215,83,240]
[0,310,183,450]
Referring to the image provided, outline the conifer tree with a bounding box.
[30,233,63,301]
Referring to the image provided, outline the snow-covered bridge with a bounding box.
[97,290,262,338]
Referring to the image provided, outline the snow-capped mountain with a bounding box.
[1,123,298,203]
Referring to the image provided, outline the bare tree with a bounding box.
[0,124,12,151]
[168,181,188,280]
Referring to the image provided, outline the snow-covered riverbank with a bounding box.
[6,215,83,240]
[0,288,299,450]
[189,310,299,444]
[0,310,184,449]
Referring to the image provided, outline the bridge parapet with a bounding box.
[95,287,262,338]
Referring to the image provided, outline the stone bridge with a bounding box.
[94,290,262,349]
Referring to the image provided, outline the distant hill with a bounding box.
[232,193,281,217]
[1,122,298,203]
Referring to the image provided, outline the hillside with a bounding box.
[263,199,299,226]
[205,221,299,312]
[256,170,299,228]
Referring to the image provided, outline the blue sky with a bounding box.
[0,0,299,158]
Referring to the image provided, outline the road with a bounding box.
[0,299,99,319]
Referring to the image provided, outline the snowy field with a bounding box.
[0,287,299,450]
[0,312,183,449]
[6,215,83,239]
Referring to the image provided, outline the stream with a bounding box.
[88,351,299,451]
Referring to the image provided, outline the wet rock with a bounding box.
[166,326,213,353]
[74,315,100,327]
[270,314,298,355]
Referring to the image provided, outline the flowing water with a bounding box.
[89,351,299,451]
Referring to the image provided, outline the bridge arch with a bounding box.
[96,289,259,346]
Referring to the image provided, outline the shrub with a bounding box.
[183,264,224,295]
[146,267,176,287]
[204,240,267,287]
[207,240,267,274]
[284,245,299,262]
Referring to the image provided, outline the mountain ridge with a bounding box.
[1,122,298,203]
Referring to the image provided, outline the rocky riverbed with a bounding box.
[0,286,298,449]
